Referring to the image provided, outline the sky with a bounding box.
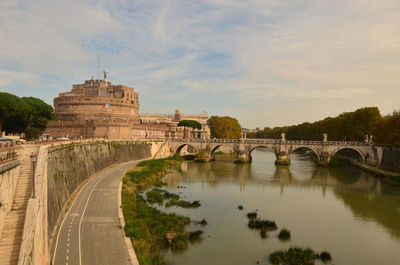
[0,0,399,128]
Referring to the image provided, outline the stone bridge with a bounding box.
[170,134,377,166]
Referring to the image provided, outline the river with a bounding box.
[157,149,400,265]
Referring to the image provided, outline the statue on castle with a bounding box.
[103,71,107,79]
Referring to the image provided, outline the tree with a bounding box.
[0,92,28,133]
[373,114,400,145]
[207,116,241,139]
[247,107,382,141]
[0,92,54,139]
[177,120,202,130]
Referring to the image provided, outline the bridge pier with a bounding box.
[194,149,212,162]
[316,152,330,167]
[275,133,290,165]
[275,152,290,165]
[234,150,251,163]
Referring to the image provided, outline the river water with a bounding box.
[158,149,400,265]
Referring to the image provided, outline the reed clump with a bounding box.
[269,247,332,265]
[277,228,291,241]
[247,212,257,219]
[248,219,278,230]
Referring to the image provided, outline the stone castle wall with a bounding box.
[54,96,139,121]
[46,78,210,140]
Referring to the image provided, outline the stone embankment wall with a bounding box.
[16,139,174,265]
[17,139,173,265]
[46,140,155,238]
[0,146,39,239]
[0,157,21,237]
[378,146,400,173]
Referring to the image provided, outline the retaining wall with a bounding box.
[46,140,153,240]
[379,146,400,173]
[16,139,172,265]
[0,159,21,237]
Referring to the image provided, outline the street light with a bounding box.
[30,152,37,198]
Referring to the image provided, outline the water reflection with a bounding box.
[167,150,400,241]
[162,149,400,265]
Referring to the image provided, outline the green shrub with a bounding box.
[171,234,189,250]
[154,180,167,187]
[146,190,164,204]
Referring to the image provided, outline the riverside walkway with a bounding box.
[52,161,139,265]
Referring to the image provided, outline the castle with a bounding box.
[46,75,209,139]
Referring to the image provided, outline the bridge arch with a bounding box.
[210,144,222,157]
[291,146,320,161]
[174,144,199,155]
[332,147,365,162]
[249,145,276,156]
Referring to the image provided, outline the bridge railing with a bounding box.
[170,138,370,146]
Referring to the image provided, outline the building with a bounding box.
[46,75,210,139]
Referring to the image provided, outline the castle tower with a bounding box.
[174,109,182,121]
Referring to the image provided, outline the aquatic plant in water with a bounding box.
[248,219,277,230]
[193,219,208,226]
[153,180,167,187]
[122,156,204,265]
[166,198,201,208]
[247,212,257,219]
[260,228,268,239]
[278,228,291,241]
[269,247,332,265]
[146,189,165,204]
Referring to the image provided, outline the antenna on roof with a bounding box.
[97,55,100,80]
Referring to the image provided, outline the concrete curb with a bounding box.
[118,176,140,265]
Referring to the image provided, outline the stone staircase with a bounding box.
[0,157,33,265]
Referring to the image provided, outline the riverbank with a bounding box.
[121,156,202,265]
[331,154,400,183]
[350,160,400,181]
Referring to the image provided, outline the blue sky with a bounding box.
[1,0,399,128]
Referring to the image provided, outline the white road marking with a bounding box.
[52,161,139,265]
[78,171,114,265]
[52,179,97,265]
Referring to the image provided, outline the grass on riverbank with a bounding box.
[122,156,202,265]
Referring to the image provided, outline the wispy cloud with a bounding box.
[1,0,399,127]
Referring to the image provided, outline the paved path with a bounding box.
[52,161,139,265]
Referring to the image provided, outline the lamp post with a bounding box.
[30,152,37,198]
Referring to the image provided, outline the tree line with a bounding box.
[0,92,54,140]
[247,107,400,145]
